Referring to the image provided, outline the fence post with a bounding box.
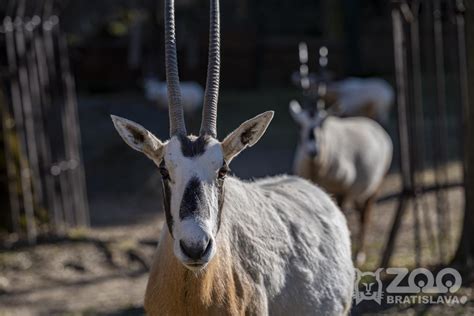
[381,1,413,268]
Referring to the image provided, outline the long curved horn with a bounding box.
[165,0,186,136]
[200,0,220,137]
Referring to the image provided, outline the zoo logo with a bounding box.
[354,269,384,305]
[354,268,463,305]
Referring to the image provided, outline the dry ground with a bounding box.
[0,222,159,315]
[0,164,473,315]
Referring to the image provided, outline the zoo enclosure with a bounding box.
[381,0,469,267]
[0,0,89,243]
[293,0,469,268]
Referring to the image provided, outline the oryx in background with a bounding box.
[291,74,394,125]
[325,77,394,125]
[290,100,393,265]
[144,75,204,115]
[291,43,394,125]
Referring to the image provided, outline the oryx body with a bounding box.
[291,74,394,124]
[290,101,392,265]
[293,116,392,203]
[144,171,354,315]
[144,76,204,114]
[327,78,394,124]
[112,0,354,314]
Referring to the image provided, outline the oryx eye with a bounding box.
[159,163,170,181]
[218,162,230,179]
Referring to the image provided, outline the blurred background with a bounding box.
[0,0,473,315]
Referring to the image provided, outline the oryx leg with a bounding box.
[336,194,350,213]
[355,194,376,266]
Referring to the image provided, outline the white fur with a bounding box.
[144,77,204,114]
[165,136,223,269]
[290,103,393,204]
[221,175,354,315]
[291,75,394,124]
[111,114,355,314]
[328,77,394,124]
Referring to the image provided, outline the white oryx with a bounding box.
[112,0,354,314]
[144,75,204,115]
[291,73,394,125]
[290,100,393,265]
[326,77,394,125]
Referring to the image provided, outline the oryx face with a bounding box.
[160,135,226,269]
[111,112,273,271]
[111,0,274,271]
[289,100,327,158]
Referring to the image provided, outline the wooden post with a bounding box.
[4,1,37,243]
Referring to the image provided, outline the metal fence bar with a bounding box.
[382,0,467,266]
[432,0,452,263]
[409,0,440,263]
[381,2,413,267]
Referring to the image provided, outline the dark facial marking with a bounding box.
[163,181,173,234]
[306,128,320,157]
[240,123,258,145]
[307,129,315,141]
[178,135,211,158]
[214,161,227,232]
[180,177,208,220]
[127,126,145,144]
[218,161,230,180]
[216,179,225,231]
[160,161,173,236]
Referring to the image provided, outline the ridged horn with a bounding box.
[165,0,186,136]
[200,0,220,137]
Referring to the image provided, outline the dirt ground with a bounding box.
[1,168,472,315]
[1,93,472,315]
[0,222,160,315]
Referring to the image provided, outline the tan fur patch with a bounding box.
[144,232,255,315]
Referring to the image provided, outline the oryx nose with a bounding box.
[180,236,212,260]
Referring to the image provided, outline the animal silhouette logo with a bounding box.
[354,269,383,305]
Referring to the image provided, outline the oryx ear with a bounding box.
[222,111,274,163]
[111,115,165,161]
[289,100,306,125]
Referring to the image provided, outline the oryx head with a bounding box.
[111,0,273,271]
[289,100,332,158]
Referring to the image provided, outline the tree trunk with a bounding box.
[453,1,474,274]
